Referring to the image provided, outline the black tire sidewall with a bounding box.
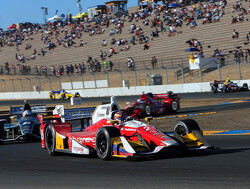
[174,119,201,136]
[45,124,56,155]
[141,104,151,116]
[96,127,121,160]
[171,101,178,112]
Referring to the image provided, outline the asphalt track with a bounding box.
[0,91,249,106]
[0,92,250,188]
[0,135,250,189]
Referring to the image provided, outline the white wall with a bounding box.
[62,80,108,89]
[0,80,249,100]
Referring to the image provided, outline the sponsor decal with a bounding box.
[72,140,90,154]
[73,147,85,154]
[41,130,44,140]
[54,123,71,128]
[101,106,108,110]
[124,128,137,132]
[64,107,95,120]
[97,113,105,117]
[70,136,96,144]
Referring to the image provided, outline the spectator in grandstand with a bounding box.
[51,65,56,76]
[151,57,157,69]
[232,29,239,39]
[41,48,46,56]
[12,65,16,75]
[104,61,108,71]
[144,42,150,50]
[102,39,107,46]
[244,49,249,63]
[130,35,135,45]
[109,61,114,71]
[108,47,115,57]
[127,57,135,70]
[111,37,116,45]
[198,51,204,58]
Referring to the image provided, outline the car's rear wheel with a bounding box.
[45,124,57,156]
[242,83,248,89]
[141,104,151,116]
[96,127,121,160]
[174,119,201,137]
[61,94,66,100]
[211,86,217,93]
[171,101,178,113]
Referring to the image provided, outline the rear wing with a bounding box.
[10,105,47,115]
[152,92,180,99]
[53,105,95,123]
[210,81,226,86]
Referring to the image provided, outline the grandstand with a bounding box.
[0,0,249,92]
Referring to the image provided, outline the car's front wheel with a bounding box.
[45,124,57,156]
[174,119,201,137]
[96,127,121,160]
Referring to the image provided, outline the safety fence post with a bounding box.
[237,61,242,80]
[104,71,110,88]
[68,75,73,89]
[162,66,168,85]
[178,64,185,84]
[91,73,97,88]
[217,63,222,81]
[57,76,62,90]
[134,70,137,86]
[18,78,23,92]
[11,79,14,92]
[36,77,41,91]
[46,77,52,91]
[199,64,203,82]
[80,74,85,89]
[145,67,152,85]
[26,78,32,91]
[1,79,6,92]
[115,69,123,87]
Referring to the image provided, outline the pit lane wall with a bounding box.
[0,80,249,100]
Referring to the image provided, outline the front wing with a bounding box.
[110,131,212,158]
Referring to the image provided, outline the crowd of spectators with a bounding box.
[0,0,249,78]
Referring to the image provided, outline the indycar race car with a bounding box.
[210,79,249,93]
[0,104,46,143]
[49,89,81,100]
[124,92,180,118]
[39,97,211,160]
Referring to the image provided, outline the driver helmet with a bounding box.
[22,110,32,117]
[114,111,128,122]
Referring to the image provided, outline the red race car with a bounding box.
[38,97,211,160]
[124,92,180,118]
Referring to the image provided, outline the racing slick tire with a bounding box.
[49,94,54,100]
[96,127,121,160]
[45,124,57,156]
[171,101,178,113]
[74,92,81,97]
[174,119,201,137]
[242,83,248,90]
[142,104,151,117]
[61,94,66,100]
[211,86,217,93]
